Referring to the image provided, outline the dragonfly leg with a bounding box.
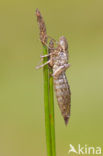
[40,51,57,58]
[36,60,50,69]
[52,63,70,77]
[40,53,51,58]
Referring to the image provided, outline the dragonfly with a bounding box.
[36,9,71,125]
[36,36,71,125]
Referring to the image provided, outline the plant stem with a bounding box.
[36,8,56,156]
[43,45,52,156]
[49,67,56,156]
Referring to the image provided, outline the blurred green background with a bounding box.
[0,0,103,156]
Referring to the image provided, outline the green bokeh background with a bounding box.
[0,0,103,156]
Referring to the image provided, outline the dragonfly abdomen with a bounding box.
[54,73,71,125]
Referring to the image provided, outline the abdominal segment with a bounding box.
[54,73,71,125]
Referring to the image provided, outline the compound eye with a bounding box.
[59,36,68,51]
[60,40,64,48]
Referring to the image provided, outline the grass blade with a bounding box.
[43,45,52,156]
[49,67,56,156]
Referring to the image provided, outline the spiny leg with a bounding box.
[36,52,49,67]
[52,63,70,77]
[40,53,52,58]
[40,51,57,58]
[36,60,50,69]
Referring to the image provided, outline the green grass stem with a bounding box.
[43,45,56,156]
[49,67,56,156]
[43,45,52,156]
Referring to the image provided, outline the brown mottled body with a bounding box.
[36,9,71,125]
[49,37,71,125]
